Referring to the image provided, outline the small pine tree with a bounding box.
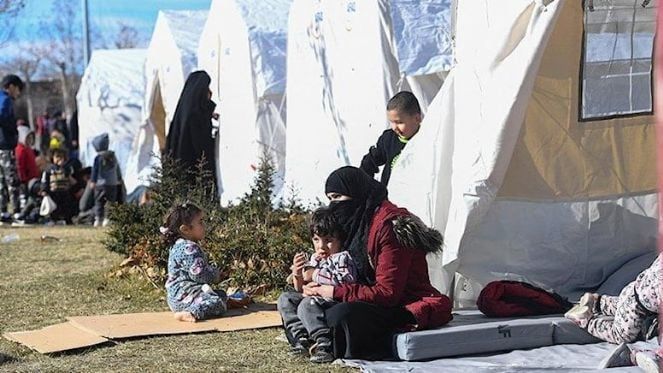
[104,153,311,290]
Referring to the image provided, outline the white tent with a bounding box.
[77,49,147,184]
[124,10,208,195]
[284,0,453,205]
[198,0,290,205]
[390,0,658,306]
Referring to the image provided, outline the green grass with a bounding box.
[0,227,353,372]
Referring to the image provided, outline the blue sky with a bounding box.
[13,0,211,48]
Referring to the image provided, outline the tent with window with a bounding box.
[284,0,453,205]
[123,10,208,196]
[389,0,658,306]
[197,0,291,204]
[76,49,147,185]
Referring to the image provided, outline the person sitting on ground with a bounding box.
[15,179,43,224]
[278,207,357,364]
[299,166,452,360]
[163,202,228,322]
[15,126,39,213]
[565,253,661,346]
[40,148,77,224]
[90,133,122,227]
[72,167,95,225]
[360,91,422,186]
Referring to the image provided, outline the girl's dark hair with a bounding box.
[309,207,346,241]
[51,148,68,160]
[162,202,204,246]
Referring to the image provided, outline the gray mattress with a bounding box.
[393,310,601,361]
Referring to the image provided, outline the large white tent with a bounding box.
[198,0,291,205]
[76,49,147,183]
[284,0,453,205]
[390,0,658,306]
[123,10,208,195]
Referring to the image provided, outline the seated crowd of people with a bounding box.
[0,73,125,227]
[8,120,123,227]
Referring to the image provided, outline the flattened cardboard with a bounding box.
[67,303,281,339]
[3,322,109,354]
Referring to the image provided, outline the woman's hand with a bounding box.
[303,283,334,298]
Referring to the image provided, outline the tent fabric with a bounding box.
[284,0,452,205]
[389,0,658,304]
[123,10,208,195]
[389,0,453,76]
[198,0,290,204]
[76,49,147,188]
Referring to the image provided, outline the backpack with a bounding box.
[477,280,573,317]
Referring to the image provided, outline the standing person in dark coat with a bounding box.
[0,74,24,220]
[165,71,218,187]
[49,111,71,150]
[69,109,79,160]
[90,133,122,227]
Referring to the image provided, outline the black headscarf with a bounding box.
[325,166,387,284]
[165,71,217,179]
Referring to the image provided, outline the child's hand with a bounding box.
[290,252,307,276]
[89,181,96,189]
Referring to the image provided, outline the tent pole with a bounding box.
[82,0,91,65]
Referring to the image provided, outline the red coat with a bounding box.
[333,200,453,330]
[16,143,39,183]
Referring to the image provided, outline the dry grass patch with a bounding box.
[0,226,353,372]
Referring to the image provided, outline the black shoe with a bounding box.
[309,340,334,364]
[288,337,311,356]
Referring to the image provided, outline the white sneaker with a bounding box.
[93,219,102,228]
[578,293,598,313]
[565,305,592,328]
[635,351,660,373]
[102,218,110,227]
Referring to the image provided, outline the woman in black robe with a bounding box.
[165,71,217,186]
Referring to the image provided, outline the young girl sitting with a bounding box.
[277,207,357,364]
[163,203,227,322]
[565,253,661,345]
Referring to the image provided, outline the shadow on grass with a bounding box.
[0,352,19,365]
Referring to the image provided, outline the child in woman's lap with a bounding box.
[163,202,227,322]
[278,207,357,364]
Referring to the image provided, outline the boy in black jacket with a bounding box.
[359,91,422,186]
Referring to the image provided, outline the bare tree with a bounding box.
[114,23,140,49]
[38,0,82,120]
[2,43,42,128]
[0,0,26,47]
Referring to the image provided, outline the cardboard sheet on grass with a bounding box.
[4,303,280,354]
[3,322,110,354]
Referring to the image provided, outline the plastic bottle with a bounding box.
[1,233,19,243]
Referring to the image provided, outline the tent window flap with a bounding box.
[580,0,656,121]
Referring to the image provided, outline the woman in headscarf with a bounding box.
[165,71,218,185]
[302,166,452,359]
